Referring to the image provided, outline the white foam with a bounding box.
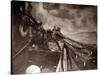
[25,65,41,74]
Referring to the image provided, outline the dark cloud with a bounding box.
[30,2,97,44]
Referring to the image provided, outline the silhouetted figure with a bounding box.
[52,26,64,40]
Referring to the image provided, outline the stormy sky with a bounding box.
[30,2,97,44]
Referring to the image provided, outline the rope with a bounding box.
[13,39,31,59]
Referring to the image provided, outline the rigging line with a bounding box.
[69,49,81,70]
[56,53,62,72]
[63,40,87,67]
[67,54,72,70]
[67,42,90,62]
[69,48,85,70]
[12,39,31,59]
[64,40,87,55]
[62,46,67,71]
[61,43,66,72]
[65,46,72,70]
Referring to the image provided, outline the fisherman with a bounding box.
[52,26,64,40]
[52,26,57,39]
[26,2,32,16]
